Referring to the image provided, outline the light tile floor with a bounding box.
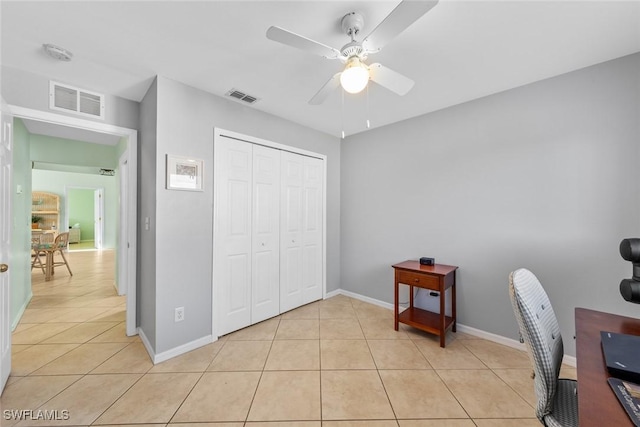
[2,249,577,426]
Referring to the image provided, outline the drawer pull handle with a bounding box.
[414,278,419,282]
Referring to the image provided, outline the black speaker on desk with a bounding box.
[619,238,640,304]
[419,257,435,266]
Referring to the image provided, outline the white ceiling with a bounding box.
[2,0,640,139]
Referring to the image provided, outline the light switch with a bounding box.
[16,184,22,194]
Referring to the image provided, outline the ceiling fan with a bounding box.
[266,0,439,105]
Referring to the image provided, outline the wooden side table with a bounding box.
[392,260,458,347]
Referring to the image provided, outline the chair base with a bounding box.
[542,378,578,427]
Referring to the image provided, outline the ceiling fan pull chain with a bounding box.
[366,85,371,129]
[341,88,346,139]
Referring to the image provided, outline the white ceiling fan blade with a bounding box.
[309,73,342,105]
[368,63,414,96]
[267,26,342,59]
[363,0,439,53]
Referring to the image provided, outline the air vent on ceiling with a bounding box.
[225,88,259,105]
[49,81,105,119]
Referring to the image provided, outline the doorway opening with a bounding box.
[11,105,138,335]
[65,187,105,252]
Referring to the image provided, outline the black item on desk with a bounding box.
[419,257,434,266]
[601,331,640,384]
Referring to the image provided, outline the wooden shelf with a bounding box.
[398,307,454,335]
[32,191,60,231]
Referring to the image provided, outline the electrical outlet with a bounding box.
[175,307,184,322]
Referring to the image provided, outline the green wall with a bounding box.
[32,170,117,248]
[30,134,117,168]
[30,133,119,248]
[68,188,95,241]
[10,118,32,330]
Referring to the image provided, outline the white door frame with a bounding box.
[212,127,327,338]
[10,105,138,336]
[117,151,129,296]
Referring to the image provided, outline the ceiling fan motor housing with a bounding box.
[341,41,365,59]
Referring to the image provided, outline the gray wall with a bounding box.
[1,66,140,131]
[341,53,640,357]
[140,76,340,354]
[138,78,158,349]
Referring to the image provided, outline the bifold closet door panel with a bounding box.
[214,138,253,336]
[280,151,304,313]
[301,155,323,305]
[251,145,281,324]
[280,152,324,312]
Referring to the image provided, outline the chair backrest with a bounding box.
[40,232,55,244]
[55,232,70,248]
[509,268,564,421]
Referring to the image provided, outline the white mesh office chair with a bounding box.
[509,268,578,427]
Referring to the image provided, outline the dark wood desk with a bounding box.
[393,261,457,347]
[575,308,640,427]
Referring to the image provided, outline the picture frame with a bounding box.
[166,154,204,191]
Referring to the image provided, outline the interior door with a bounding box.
[93,189,104,249]
[214,137,252,335]
[0,101,13,394]
[301,156,323,304]
[251,145,280,323]
[280,151,304,312]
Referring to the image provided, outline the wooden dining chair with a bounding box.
[51,232,73,276]
[31,232,73,278]
[31,232,55,274]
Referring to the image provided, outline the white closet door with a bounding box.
[280,151,304,312]
[214,137,252,335]
[280,152,324,312]
[301,156,323,304]
[251,145,280,323]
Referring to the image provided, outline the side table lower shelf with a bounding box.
[398,307,455,336]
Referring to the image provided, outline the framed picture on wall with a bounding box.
[166,154,204,191]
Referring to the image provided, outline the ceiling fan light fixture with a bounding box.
[340,57,369,94]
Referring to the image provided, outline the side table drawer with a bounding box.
[397,270,439,290]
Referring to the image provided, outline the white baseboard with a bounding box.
[324,289,341,300]
[337,288,395,310]
[11,291,33,331]
[138,328,215,364]
[331,288,577,368]
[137,327,154,360]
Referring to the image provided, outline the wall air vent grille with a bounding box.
[49,81,105,119]
[225,88,259,104]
